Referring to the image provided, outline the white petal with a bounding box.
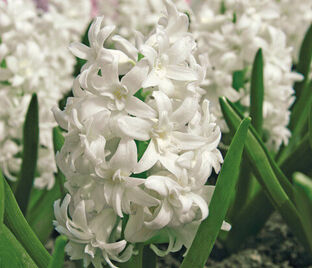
[112,35,138,61]
[142,69,159,88]
[121,60,149,95]
[109,139,137,172]
[135,140,159,174]
[172,131,208,150]
[170,97,198,126]
[221,221,231,231]
[140,45,157,66]
[107,49,134,75]
[145,176,169,196]
[125,96,156,118]
[126,187,159,207]
[52,106,68,130]
[115,116,152,141]
[88,16,103,48]
[159,152,182,178]
[125,208,156,243]
[145,200,172,229]
[111,185,124,218]
[152,91,172,115]
[72,200,89,230]
[166,65,197,81]
[190,193,208,221]
[158,77,175,96]
[68,42,91,59]
[97,25,116,47]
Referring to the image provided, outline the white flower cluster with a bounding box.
[0,0,91,189]
[190,0,303,150]
[272,0,312,60]
[96,0,312,150]
[95,0,190,39]
[53,1,226,267]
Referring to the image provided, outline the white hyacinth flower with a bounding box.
[53,1,225,266]
[0,0,91,189]
[190,0,302,150]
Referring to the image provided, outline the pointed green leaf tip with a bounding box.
[181,117,250,268]
[48,235,68,268]
[15,93,39,215]
[250,48,264,136]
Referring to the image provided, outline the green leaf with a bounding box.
[309,104,312,149]
[26,184,62,244]
[219,97,312,254]
[0,171,3,224]
[3,179,51,268]
[293,172,312,203]
[232,70,245,91]
[26,127,66,243]
[15,93,39,215]
[293,173,312,245]
[229,49,265,217]
[294,23,312,97]
[53,127,65,196]
[181,118,250,268]
[119,244,144,268]
[47,235,67,268]
[249,48,264,135]
[221,98,295,199]
[142,246,157,268]
[224,190,273,252]
[0,224,37,268]
[282,81,312,162]
[279,134,312,177]
[278,24,312,163]
[53,127,65,154]
[226,133,312,252]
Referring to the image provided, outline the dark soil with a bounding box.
[158,213,312,268]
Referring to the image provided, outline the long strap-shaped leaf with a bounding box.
[309,103,312,149]
[26,127,66,243]
[47,235,67,268]
[293,23,312,98]
[219,97,312,254]
[293,173,312,244]
[3,179,51,268]
[181,118,250,268]
[0,224,37,268]
[0,171,3,224]
[279,24,312,162]
[53,127,65,196]
[225,134,312,252]
[26,184,62,244]
[229,49,264,219]
[15,93,39,214]
[250,48,264,135]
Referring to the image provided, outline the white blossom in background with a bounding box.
[189,0,303,150]
[0,0,91,189]
[95,0,190,40]
[53,1,226,267]
[272,0,312,60]
[92,0,309,150]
